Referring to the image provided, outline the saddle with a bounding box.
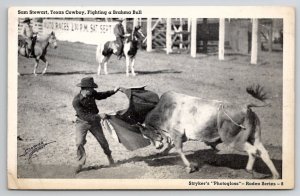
[102,40,125,59]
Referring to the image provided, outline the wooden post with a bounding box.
[123,18,127,33]
[218,18,225,60]
[147,18,152,52]
[166,18,172,54]
[268,19,273,53]
[187,18,191,52]
[133,18,139,28]
[179,18,183,49]
[191,18,197,58]
[251,19,258,64]
[188,18,191,32]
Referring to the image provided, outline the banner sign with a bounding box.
[43,19,117,44]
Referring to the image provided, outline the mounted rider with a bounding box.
[113,18,125,60]
[21,18,37,58]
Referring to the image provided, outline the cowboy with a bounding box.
[72,77,120,174]
[113,18,125,60]
[21,18,37,57]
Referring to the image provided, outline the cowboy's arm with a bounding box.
[94,88,119,100]
[72,96,99,122]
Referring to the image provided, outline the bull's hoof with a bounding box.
[186,163,199,173]
[245,169,255,178]
[245,169,253,174]
[34,73,38,77]
[126,73,129,77]
[75,165,83,174]
[272,174,280,179]
[132,73,136,76]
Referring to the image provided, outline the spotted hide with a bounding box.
[139,90,280,179]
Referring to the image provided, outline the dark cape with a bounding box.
[102,86,159,151]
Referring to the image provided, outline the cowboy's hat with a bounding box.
[76,77,98,88]
[23,18,32,23]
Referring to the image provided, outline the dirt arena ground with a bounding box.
[17,41,282,179]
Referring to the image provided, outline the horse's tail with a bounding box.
[96,44,103,63]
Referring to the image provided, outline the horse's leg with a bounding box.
[103,56,111,75]
[97,53,110,76]
[130,57,136,76]
[125,55,130,77]
[96,44,103,75]
[97,55,103,75]
[40,56,49,75]
[33,58,40,76]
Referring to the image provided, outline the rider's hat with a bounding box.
[23,18,32,23]
[115,18,124,22]
[135,25,142,29]
[76,77,98,88]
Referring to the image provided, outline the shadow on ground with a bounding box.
[83,149,282,179]
[19,70,182,76]
[108,69,182,75]
[19,71,96,76]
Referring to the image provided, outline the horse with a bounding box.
[18,31,58,76]
[96,25,145,76]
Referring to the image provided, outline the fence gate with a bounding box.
[151,18,166,49]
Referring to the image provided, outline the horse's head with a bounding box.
[49,31,58,49]
[132,25,145,41]
[126,25,145,43]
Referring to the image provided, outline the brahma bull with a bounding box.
[139,85,280,179]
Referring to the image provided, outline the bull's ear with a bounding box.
[135,25,141,30]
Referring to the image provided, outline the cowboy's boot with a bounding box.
[118,51,125,60]
[28,52,34,58]
[25,47,30,58]
[29,44,35,57]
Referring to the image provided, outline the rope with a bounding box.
[218,104,246,130]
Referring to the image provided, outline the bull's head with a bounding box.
[137,123,164,149]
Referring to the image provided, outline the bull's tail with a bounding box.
[246,84,271,108]
[247,103,271,108]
